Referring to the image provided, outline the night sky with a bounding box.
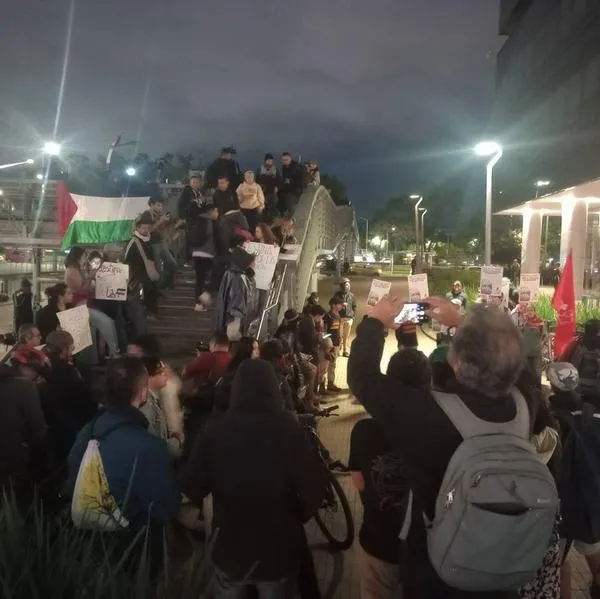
[0,0,502,211]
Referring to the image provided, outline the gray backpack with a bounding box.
[425,389,559,592]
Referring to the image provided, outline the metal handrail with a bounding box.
[257,263,288,340]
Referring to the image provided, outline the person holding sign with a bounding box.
[335,278,357,357]
[215,248,259,341]
[64,247,119,360]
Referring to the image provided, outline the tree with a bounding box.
[320,173,348,205]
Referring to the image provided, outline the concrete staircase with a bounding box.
[147,265,215,364]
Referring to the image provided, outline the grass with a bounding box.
[427,267,481,303]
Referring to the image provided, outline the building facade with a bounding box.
[491,0,600,207]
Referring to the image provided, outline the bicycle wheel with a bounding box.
[313,469,354,551]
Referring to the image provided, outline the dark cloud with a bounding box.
[0,0,501,209]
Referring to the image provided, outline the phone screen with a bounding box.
[394,303,429,325]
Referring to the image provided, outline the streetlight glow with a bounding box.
[371,235,382,248]
[36,173,44,180]
[409,194,421,200]
[125,167,137,177]
[26,159,34,165]
[474,141,502,157]
[43,141,61,156]
[535,180,551,188]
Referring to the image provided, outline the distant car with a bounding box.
[316,254,338,275]
[349,262,383,277]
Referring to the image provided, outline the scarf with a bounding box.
[134,230,151,243]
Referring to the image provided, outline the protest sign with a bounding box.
[367,279,391,307]
[95,262,129,301]
[480,266,503,297]
[57,305,93,354]
[244,242,280,290]
[501,280,511,309]
[408,273,429,302]
[279,244,301,261]
[518,273,541,304]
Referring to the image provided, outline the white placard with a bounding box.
[57,305,93,354]
[518,273,541,304]
[95,262,129,301]
[279,244,301,261]
[243,242,280,290]
[480,266,503,297]
[501,281,511,309]
[367,279,391,307]
[408,273,429,302]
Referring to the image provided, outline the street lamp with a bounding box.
[36,173,44,181]
[42,141,61,156]
[410,195,424,272]
[357,216,369,254]
[420,208,428,262]
[474,141,503,265]
[0,159,34,170]
[125,167,137,177]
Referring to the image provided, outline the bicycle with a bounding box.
[298,404,355,551]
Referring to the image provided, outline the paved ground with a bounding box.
[312,276,592,599]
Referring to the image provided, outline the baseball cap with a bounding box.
[546,362,579,392]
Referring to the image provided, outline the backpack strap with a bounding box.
[431,388,529,440]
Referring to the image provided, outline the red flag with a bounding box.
[552,250,576,358]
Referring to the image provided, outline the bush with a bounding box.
[532,294,600,329]
[427,267,481,302]
[0,490,209,598]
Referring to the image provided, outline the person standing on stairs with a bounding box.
[146,196,178,291]
[187,204,223,312]
[124,213,160,334]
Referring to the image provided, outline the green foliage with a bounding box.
[427,267,481,302]
[532,294,600,328]
[320,173,347,204]
[0,491,208,599]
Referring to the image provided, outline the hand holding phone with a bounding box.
[394,303,430,325]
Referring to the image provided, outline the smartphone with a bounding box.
[394,303,430,325]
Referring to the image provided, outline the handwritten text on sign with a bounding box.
[57,305,93,354]
[95,262,129,301]
[243,242,280,290]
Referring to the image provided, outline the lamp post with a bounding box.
[534,180,551,257]
[420,208,428,266]
[474,141,503,265]
[410,195,424,272]
[358,216,369,254]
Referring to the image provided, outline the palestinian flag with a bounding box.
[57,181,150,248]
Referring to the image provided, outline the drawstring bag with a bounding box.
[71,423,131,531]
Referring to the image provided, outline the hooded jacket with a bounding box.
[205,157,241,190]
[280,160,305,195]
[66,405,180,529]
[236,182,265,211]
[215,249,258,335]
[181,359,325,581]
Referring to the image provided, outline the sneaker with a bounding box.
[327,384,343,393]
[318,385,331,396]
[194,303,207,312]
[198,291,212,307]
[328,460,350,474]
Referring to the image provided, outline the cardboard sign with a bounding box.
[518,273,541,304]
[57,305,93,354]
[244,242,280,290]
[367,279,391,307]
[480,266,503,298]
[408,273,429,302]
[95,262,129,301]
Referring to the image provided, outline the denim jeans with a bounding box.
[152,242,178,288]
[211,569,289,599]
[89,307,119,357]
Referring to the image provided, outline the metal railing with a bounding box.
[277,186,358,315]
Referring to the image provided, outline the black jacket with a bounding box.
[124,233,153,293]
[177,185,205,220]
[205,158,241,190]
[212,188,238,217]
[181,359,324,581]
[0,367,48,490]
[280,161,305,195]
[220,210,250,250]
[348,317,545,598]
[297,315,320,359]
[256,165,281,196]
